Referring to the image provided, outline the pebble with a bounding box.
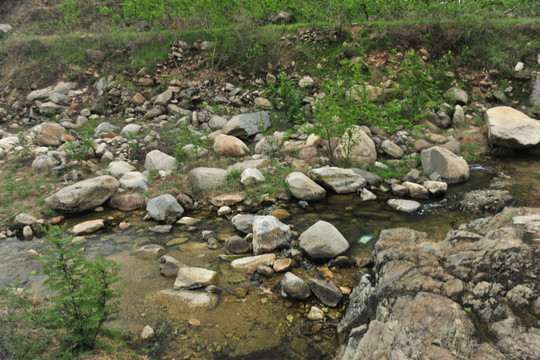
[119,221,131,230]
[307,306,325,320]
[188,318,201,326]
[51,216,64,224]
[140,325,154,339]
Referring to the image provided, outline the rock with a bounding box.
[421,146,469,184]
[45,175,119,213]
[391,184,408,197]
[155,89,172,106]
[94,122,119,136]
[119,171,150,191]
[140,325,154,339]
[299,220,349,260]
[210,192,244,207]
[225,235,250,254]
[22,226,33,240]
[273,258,293,272]
[448,88,469,105]
[158,289,218,311]
[49,93,71,106]
[176,194,193,210]
[217,206,231,216]
[423,180,448,197]
[32,155,60,172]
[213,134,250,156]
[119,222,130,230]
[252,215,292,255]
[149,225,172,233]
[208,115,228,130]
[188,168,228,194]
[414,138,435,152]
[402,181,429,199]
[107,161,135,179]
[360,189,377,201]
[285,172,326,201]
[145,149,177,171]
[221,111,271,137]
[308,278,343,307]
[132,244,165,259]
[131,92,146,105]
[110,192,146,211]
[230,254,275,270]
[349,168,382,187]
[0,24,13,34]
[280,272,311,300]
[71,219,105,235]
[307,306,325,320]
[298,76,314,88]
[333,126,377,166]
[307,167,366,194]
[240,168,265,185]
[530,72,540,106]
[257,264,274,277]
[174,267,217,290]
[86,49,105,63]
[231,214,255,233]
[453,105,465,127]
[160,255,186,277]
[36,123,65,147]
[381,139,404,158]
[36,101,64,115]
[145,108,162,119]
[254,97,273,109]
[12,213,39,230]
[120,124,141,137]
[485,106,540,149]
[146,194,184,223]
[387,199,421,213]
[458,189,514,213]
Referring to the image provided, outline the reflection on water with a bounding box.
[1,156,539,359]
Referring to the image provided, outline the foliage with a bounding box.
[367,159,412,180]
[65,123,96,161]
[266,73,305,123]
[58,0,80,28]
[41,226,122,352]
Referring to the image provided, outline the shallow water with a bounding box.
[2,155,539,359]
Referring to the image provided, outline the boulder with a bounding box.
[222,111,271,137]
[240,168,265,185]
[421,146,469,184]
[144,149,177,172]
[285,172,326,201]
[45,175,119,213]
[458,189,514,214]
[299,220,349,260]
[188,168,228,194]
[107,161,135,179]
[281,272,311,300]
[252,216,292,255]
[423,180,448,197]
[119,171,150,191]
[308,167,366,194]
[174,267,217,290]
[448,88,469,105]
[71,219,105,235]
[225,235,251,254]
[36,123,65,147]
[110,192,146,211]
[381,139,404,159]
[12,213,40,230]
[208,115,228,130]
[387,199,421,213]
[155,89,173,106]
[120,124,141,137]
[32,155,60,172]
[146,194,184,223]
[231,214,255,234]
[308,278,343,307]
[94,122,119,136]
[349,168,382,187]
[213,134,250,156]
[485,106,540,149]
[333,126,377,166]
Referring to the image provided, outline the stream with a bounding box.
[1,154,539,359]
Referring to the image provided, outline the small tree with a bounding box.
[42,226,122,352]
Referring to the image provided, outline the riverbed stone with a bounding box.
[188,167,228,194]
[110,192,146,211]
[240,168,265,185]
[299,220,349,260]
[230,253,275,270]
[108,161,135,179]
[144,149,177,172]
[12,213,39,230]
[225,235,251,254]
[149,225,172,233]
[308,278,343,307]
[174,267,217,290]
[158,290,218,311]
[273,258,293,272]
[360,189,377,201]
[210,192,244,207]
[285,172,326,201]
[120,171,150,191]
[155,89,173,106]
[333,126,377,166]
[381,139,404,158]
[281,272,311,300]
[423,180,448,197]
[45,175,119,213]
[308,167,366,194]
[132,244,165,259]
[146,194,184,223]
[421,146,469,184]
[458,189,514,214]
[32,155,60,172]
[213,134,250,156]
[387,199,421,213]
[402,181,429,199]
[159,255,186,277]
[71,219,105,235]
[23,226,33,240]
[231,214,255,234]
[221,111,270,137]
[252,215,292,255]
[485,106,540,149]
[36,123,65,146]
[350,168,382,187]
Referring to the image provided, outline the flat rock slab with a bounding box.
[210,192,245,207]
[308,167,366,194]
[230,254,276,270]
[71,219,105,235]
[157,290,219,311]
[387,199,422,213]
[485,106,540,149]
[174,267,217,290]
[131,244,165,259]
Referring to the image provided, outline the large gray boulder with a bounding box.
[188,167,228,194]
[485,106,540,149]
[252,215,292,255]
[144,149,177,172]
[231,214,256,233]
[45,175,119,213]
[421,146,469,184]
[308,167,366,194]
[299,220,349,260]
[221,111,270,137]
[281,272,311,300]
[285,172,326,201]
[146,194,184,223]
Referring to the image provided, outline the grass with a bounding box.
[367,159,414,180]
